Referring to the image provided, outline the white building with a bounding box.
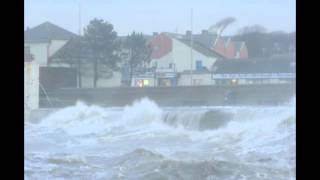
[178,71,214,86]
[24,22,78,67]
[149,33,221,73]
[145,33,223,86]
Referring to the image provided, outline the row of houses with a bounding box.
[131,32,294,87]
[131,55,295,87]
[24,22,295,90]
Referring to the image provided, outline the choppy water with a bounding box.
[25,97,296,180]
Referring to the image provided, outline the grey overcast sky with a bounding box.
[25,0,296,36]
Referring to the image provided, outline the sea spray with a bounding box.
[25,97,296,180]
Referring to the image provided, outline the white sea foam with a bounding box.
[25,97,296,179]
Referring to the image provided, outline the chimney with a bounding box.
[202,30,208,35]
[153,32,158,36]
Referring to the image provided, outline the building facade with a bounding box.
[212,55,296,85]
[24,22,78,66]
[143,32,222,87]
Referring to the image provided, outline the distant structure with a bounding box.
[24,22,80,91]
[24,22,293,91]
[24,47,39,119]
[24,21,78,66]
[131,31,248,87]
[212,55,296,85]
[157,30,248,59]
[130,32,223,87]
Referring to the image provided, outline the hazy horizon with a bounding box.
[25,0,296,36]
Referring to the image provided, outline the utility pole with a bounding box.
[78,1,82,36]
[190,8,194,86]
[24,0,27,31]
[77,1,82,88]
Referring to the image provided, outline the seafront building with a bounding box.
[131,32,295,87]
[211,55,296,85]
[24,21,295,90]
[25,22,122,89]
[24,22,79,90]
[24,22,78,67]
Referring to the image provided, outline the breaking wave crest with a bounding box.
[25,97,296,180]
[34,97,295,134]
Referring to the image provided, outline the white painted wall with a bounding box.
[49,40,68,56]
[178,73,214,86]
[172,39,217,72]
[25,40,68,67]
[24,61,39,119]
[25,42,48,66]
[149,39,217,73]
[149,52,174,69]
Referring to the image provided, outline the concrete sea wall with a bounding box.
[40,83,295,108]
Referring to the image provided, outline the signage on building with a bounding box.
[212,73,296,79]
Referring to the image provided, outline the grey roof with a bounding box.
[49,37,83,61]
[25,22,78,42]
[154,32,248,58]
[176,38,223,58]
[192,34,218,49]
[213,56,295,74]
[49,37,94,63]
[163,32,219,49]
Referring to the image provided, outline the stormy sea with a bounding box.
[25,97,296,180]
